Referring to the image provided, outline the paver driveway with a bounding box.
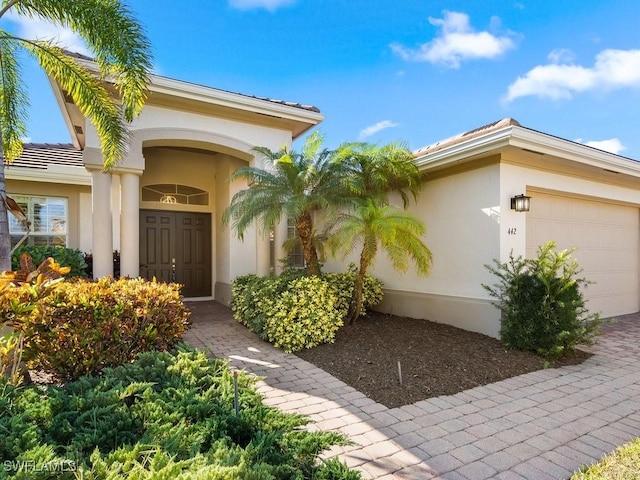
[183,301,640,480]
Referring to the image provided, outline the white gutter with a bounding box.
[5,165,91,186]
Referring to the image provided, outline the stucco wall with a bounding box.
[322,162,502,336]
[84,105,293,169]
[140,147,218,208]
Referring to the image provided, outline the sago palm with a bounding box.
[327,199,432,324]
[222,131,351,276]
[0,0,152,271]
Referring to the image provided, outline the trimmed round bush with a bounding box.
[264,276,343,353]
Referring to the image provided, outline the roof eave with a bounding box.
[68,54,324,139]
[509,126,640,177]
[151,76,324,123]
[415,125,640,178]
[47,75,83,149]
[414,126,514,170]
[5,164,91,186]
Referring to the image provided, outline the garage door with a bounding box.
[526,192,639,318]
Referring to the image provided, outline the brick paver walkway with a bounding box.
[183,301,640,480]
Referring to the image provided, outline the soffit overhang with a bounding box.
[415,125,640,187]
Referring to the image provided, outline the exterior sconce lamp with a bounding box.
[510,194,531,212]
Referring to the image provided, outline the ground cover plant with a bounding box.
[0,346,360,479]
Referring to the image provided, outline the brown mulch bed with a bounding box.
[296,311,592,408]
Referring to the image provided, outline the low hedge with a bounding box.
[1,277,191,380]
[231,269,383,353]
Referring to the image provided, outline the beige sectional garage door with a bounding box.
[526,192,639,318]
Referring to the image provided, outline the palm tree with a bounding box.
[335,141,422,207]
[327,199,432,324]
[0,0,152,271]
[222,131,351,276]
[326,141,430,323]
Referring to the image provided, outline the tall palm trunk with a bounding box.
[347,243,375,324]
[0,159,11,272]
[296,211,321,276]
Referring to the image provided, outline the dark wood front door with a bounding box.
[140,210,212,297]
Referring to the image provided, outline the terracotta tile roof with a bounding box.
[3,143,83,170]
[64,50,321,114]
[415,118,521,156]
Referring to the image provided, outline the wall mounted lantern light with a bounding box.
[510,194,531,212]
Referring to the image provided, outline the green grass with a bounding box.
[572,437,640,479]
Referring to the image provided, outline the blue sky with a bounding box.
[8,0,640,157]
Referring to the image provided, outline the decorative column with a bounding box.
[91,169,113,278]
[256,231,271,276]
[119,172,141,278]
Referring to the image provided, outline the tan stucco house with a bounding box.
[325,118,640,337]
[6,68,323,303]
[6,71,640,338]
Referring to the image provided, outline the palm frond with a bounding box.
[336,141,422,207]
[0,35,27,161]
[22,41,127,168]
[327,202,432,275]
[11,0,152,121]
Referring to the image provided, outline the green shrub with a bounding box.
[4,277,191,380]
[0,346,359,479]
[233,270,361,353]
[231,274,288,338]
[324,266,384,317]
[264,276,343,352]
[11,245,87,278]
[484,241,600,359]
[231,268,384,353]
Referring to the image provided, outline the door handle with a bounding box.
[171,258,176,282]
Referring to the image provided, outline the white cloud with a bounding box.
[505,49,640,102]
[358,120,399,140]
[229,0,295,11]
[391,11,515,68]
[5,10,89,55]
[547,48,575,64]
[577,137,626,155]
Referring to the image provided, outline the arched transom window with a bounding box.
[142,184,209,206]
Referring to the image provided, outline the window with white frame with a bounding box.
[8,195,68,248]
[286,217,305,268]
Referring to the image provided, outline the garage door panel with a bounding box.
[527,192,639,318]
